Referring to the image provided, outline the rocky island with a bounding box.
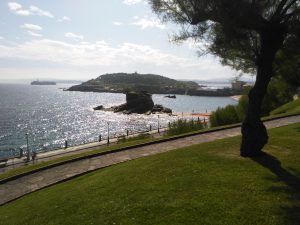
[94,91,172,115]
[68,72,244,96]
[69,72,199,94]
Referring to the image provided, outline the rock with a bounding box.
[151,104,172,114]
[94,91,171,115]
[130,91,154,112]
[110,91,154,114]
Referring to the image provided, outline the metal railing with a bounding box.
[0,117,208,161]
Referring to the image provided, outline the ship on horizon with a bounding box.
[30,80,56,85]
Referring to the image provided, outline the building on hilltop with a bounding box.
[231,80,247,91]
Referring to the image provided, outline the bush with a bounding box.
[261,77,295,115]
[210,105,240,127]
[235,95,248,121]
[166,119,204,136]
[210,75,298,128]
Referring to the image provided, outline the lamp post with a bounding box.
[26,133,30,161]
[107,122,110,144]
[157,115,160,133]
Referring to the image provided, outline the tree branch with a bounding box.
[273,0,289,20]
[283,11,297,22]
[280,0,298,17]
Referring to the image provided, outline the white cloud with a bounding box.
[63,16,71,21]
[8,2,22,11]
[132,16,165,29]
[65,32,84,40]
[27,31,43,37]
[20,23,42,31]
[58,16,71,22]
[123,0,143,5]
[0,39,185,66]
[7,2,54,18]
[29,5,54,18]
[8,2,31,16]
[0,36,4,40]
[112,21,122,26]
[0,39,236,80]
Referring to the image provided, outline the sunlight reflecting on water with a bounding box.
[0,83,237,158]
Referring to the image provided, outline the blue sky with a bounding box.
[0,0,240,81]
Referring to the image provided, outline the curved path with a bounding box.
[1,115,300,205]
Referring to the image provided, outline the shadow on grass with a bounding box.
[251,152,300,190]
[251,152,300,224]
[293,126,300,133]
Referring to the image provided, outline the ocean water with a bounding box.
[0,83,237,158]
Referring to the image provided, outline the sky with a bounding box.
[0,0,243,81]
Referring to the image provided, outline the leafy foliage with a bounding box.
[210,89,298,127]
[150,0,300,74]
[262,77,295,115]
[166,119,204,136]
[210,95,249,127]
[150,1,300,155]
[210,105,240,127]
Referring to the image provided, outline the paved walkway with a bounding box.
[1,115,300,205]
[0,127,169,173]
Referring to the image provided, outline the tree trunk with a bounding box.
[240,23,285,157]
[240,64,272,157]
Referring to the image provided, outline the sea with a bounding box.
[0,83,237,159]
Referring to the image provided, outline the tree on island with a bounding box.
[149,0,300,157]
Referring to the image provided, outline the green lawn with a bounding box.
[271,98,300,115]
[1,123,299,225]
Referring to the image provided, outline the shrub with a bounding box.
[235,95,248,121]
[210,105,240,127]
[166,119,204,136]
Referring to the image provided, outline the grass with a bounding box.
[271,98,300,115]
[1,122,300,225]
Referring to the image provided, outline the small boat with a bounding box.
[164,95,176,99]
